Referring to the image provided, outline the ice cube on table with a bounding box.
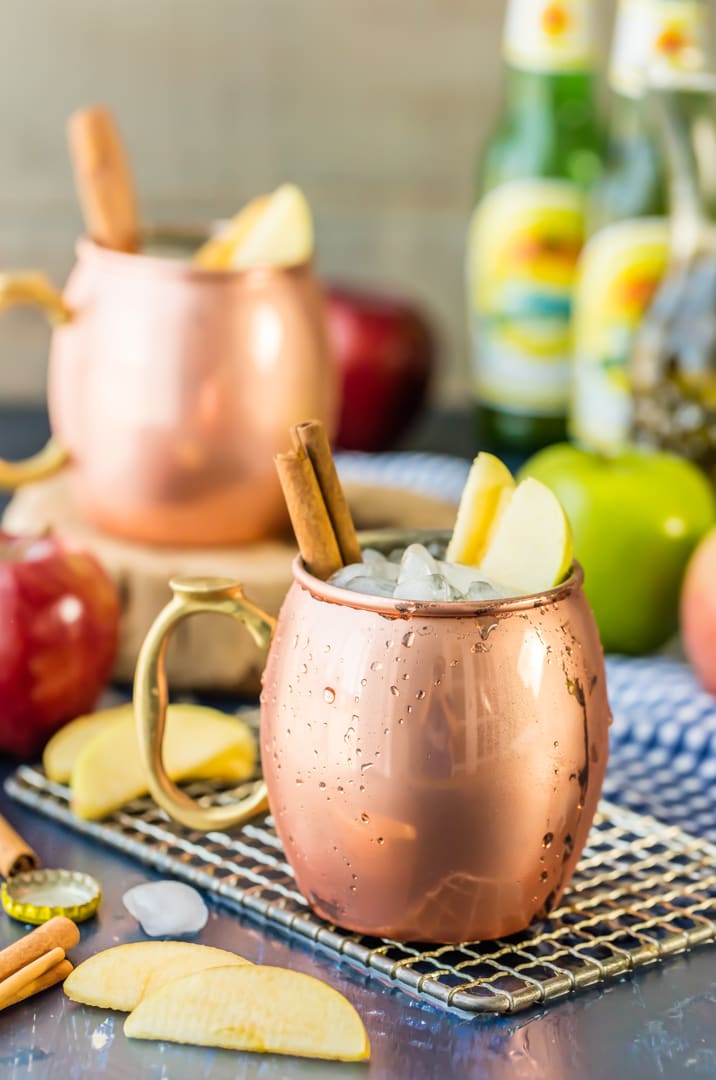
[398,544,439,584]
[393,573,455,602]
[122,881,209,937]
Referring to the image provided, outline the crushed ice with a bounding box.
[122,880,209,937]
[329,544,515,602]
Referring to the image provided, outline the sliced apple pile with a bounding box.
[194,184,314,271]
[123,964,370,1062]
[43,703,256,820]
[64,942,250,1012]
[449,453,573,595]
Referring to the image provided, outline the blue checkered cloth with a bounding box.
[336,452,716,842]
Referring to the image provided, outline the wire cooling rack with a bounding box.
[7,754,716,1017]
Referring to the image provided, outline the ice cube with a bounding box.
[398,544,439,584]
[342,575,396,598]
[393,573,455,602]
[466,580,503,602]
[329,563,371,589]
[122,881,209,937]
[438,560,485,597]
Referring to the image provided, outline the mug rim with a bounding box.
[292,528,584,619]
[75,234,313,282]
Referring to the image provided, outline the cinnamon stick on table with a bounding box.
[0,813,40,879]
[291,421,362,567]
[0,917,79,1011]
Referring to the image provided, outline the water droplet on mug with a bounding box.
[361,813,370,824]
[383,727,389,735]
[540,870,548,882]
[377,837,385,846]
[542,833,554,848]
[370,661,383,672]
[259,691,267,704]
[360,762,374,774]
[359,784,365,792]
[323,644,331,653]
[385,639,393,650]
[350,885,357,893]
[416,690,426,700]
[390,685,399,696]
[553,741,559,749]
[402,631,415,648]
[295,778,304,786]
[323,687,336,704]
[302,664,308,675]
[343,727,355,744]
[361,678,368,687]
[481,622,499,641]
[406,705,413,714]
[402,672,410,681]
[337,785,344,793]
[293,634,299,649]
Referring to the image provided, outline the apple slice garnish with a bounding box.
[480,477,573,595]
[227,183,314,270]
[446,452,515,566]
[194,194,270,269]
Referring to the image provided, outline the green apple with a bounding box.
[519,445,716,654]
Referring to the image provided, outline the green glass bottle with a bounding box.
[571,0,710,452]
[467,0,602,454]
[631,71,716,484]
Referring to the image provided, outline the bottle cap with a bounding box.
[1,868,101,925]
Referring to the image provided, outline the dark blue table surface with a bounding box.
[1,408,715,1079]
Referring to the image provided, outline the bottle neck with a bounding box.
[654,80,716,259]
[503,66,596,114]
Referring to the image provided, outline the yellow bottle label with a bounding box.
[467,179,585,417]
[570,218,670,450]
[504,0,594,72]
[610,0,709,97]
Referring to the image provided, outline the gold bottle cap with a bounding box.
[1,868,102,925]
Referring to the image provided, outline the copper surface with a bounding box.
[46,238,337,545]
[134,528,610,943]
[260,535,611,943]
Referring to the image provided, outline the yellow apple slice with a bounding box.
[446,452,515,566]
[228,183,314,270]
[64,942,250,1012]
[124,964,370,1062]
[480,477,573,595]
[193,194,270,270]
[70,704,256,820]
[44,704,129,782]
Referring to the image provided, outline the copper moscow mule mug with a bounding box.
[135,530,611,943]
[0,239,336,545]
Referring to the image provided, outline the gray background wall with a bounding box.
[0,0,624,405]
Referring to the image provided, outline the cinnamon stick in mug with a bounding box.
[291,421,362,567]
[0,813,40,879]
[275,448,343,580]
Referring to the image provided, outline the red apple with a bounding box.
[326,285,436,452]
[0,531,120,759]
[682,526,716,694]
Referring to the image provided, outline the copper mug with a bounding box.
[0,238,336,545]
[134,529,610,943]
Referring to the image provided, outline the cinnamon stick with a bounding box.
[0,917,79,983]
[0,946,65,1010]
[0,814,40,878]
[2,959,73,1010]
[291,420,362,566]
[67,105,141,253]
[275,448,343,579]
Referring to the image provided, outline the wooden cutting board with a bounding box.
[4,475,457,692]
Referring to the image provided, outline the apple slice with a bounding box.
[480,477,573,595]
[70,704,256,820]
[45,704,255,786]
[228,183,314,270]
[43,704,129,782]
[124,964,370,1062]
[446,452,515,566]
[193,194,270,270]
[64,942,250,1012]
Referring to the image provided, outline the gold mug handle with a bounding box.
[0,271,72,488]
[134,576,276,831]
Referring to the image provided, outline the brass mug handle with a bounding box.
[0,272,72,488]
[134,576,276,831]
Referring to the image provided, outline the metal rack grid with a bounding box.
[6,762,716,1016]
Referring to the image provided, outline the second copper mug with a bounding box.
[134,529,610,943]
[0,238,336,545]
